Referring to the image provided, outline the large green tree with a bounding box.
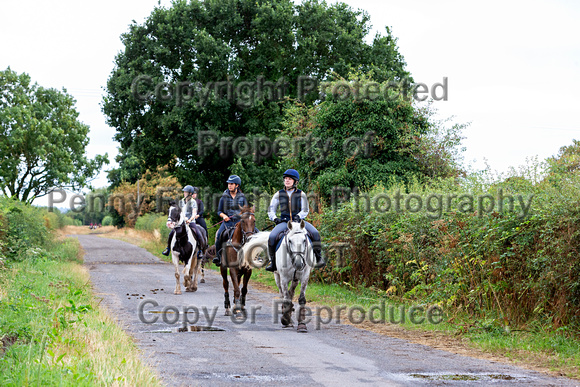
[0,68,108,203]
[103,0,411,193]
[279,75,427,197]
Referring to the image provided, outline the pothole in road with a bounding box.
[177,325,225,332]
[142,325,225,333]
[409,373,516,381]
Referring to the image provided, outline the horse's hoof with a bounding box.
[297,323,308,333]
[281,315,293,327]
[174,291,182,295]
[225,309,232,316]
[282,323,294,328]
[200,278,205,283]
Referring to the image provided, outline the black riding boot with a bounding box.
[162,232,173,256]
[265,245,277,272]
[162,247,170,256]
[213,243,222,266]
[314,246,325,268]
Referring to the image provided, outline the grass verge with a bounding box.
[0,236,162,386]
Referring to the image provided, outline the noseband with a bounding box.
[285,231,307,270]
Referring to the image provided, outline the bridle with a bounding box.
[285,229,308,272]
[226,210,255,254]
[239,212,256,245]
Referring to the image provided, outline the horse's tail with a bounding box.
[238,232,270,269]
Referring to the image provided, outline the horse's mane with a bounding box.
[239,205,254,214]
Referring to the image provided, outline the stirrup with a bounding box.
[162,248,170,256]
[265,260,276,272]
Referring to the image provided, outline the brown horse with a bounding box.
[219,206,256,316]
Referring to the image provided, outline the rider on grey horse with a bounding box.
[213,175,249,266]
[265,169,325,272]
[162,185,206,256]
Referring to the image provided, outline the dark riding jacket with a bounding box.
[217,189,248,219]
[195,198,204,218]
[268,188,309,222]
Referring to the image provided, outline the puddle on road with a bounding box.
[410,373,516,381]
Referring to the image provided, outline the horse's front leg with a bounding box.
[221,267,232,316]
[279,273,294,327]
[173,253,182,295]
[229,266,243,315]
[185,252,198,292]
[296,270,311,332]
[288,276,299,301]
[240,268,252,311]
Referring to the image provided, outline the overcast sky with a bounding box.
[1,0,579,206]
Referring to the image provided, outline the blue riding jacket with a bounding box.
[217,189,248,219]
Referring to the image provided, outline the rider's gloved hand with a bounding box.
[274,218,282,224]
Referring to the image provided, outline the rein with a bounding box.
[225,211,256,254]
[211,220,224,228]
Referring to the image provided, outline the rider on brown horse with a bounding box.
[213,175,249,266]
[265,169,325,272]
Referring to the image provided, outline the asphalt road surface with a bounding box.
[72,234,578,387]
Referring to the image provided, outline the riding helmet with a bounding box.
[283,169,300,182]
[226,175,242,186]
[182,185,195,194]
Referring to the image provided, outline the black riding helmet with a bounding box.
[226,175,242,186]
[182,185,195,194]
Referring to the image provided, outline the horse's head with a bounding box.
[286,220,308,271]
[238,205,256,242]
[168,204,182,224]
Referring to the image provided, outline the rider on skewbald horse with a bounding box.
[162,185,207,257]
[213,175,249,266]
[265,169,325,272]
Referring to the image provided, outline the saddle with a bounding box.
[218,224,259,255]
[189,223,208,252]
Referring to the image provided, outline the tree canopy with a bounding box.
[0,68,108,203]
[103,0,412,193]
[279,75,432,197]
